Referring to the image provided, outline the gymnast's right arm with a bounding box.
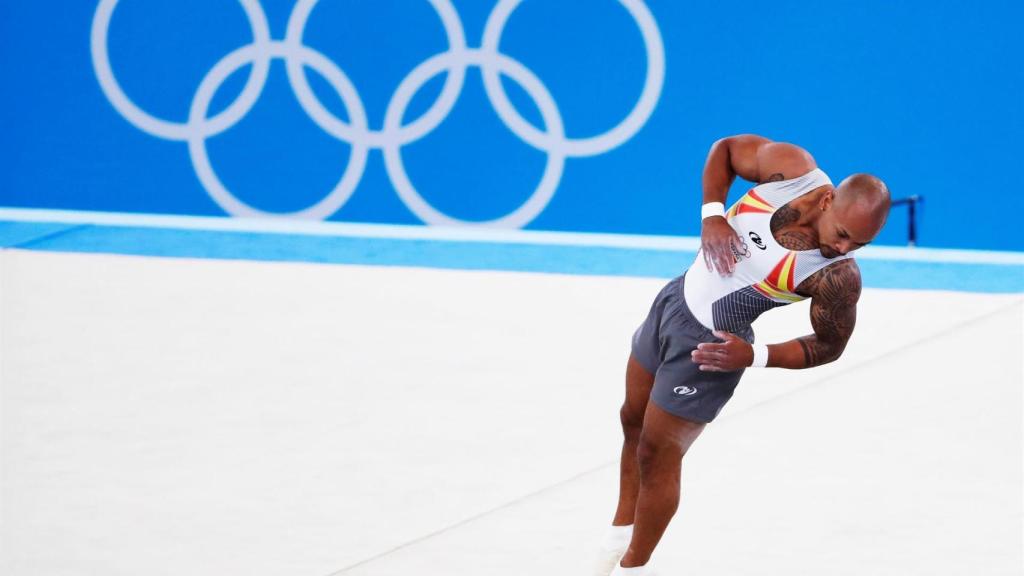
[699,134,816,275]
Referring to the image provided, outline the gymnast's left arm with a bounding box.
[691,259,861,371]
[767,259,861,369]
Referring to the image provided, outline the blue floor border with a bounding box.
[2,218,1022,294]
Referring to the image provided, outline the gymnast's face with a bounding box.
[816,188,885,259]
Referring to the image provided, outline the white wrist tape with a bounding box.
[701,202,725,220]
[750,344,769,368]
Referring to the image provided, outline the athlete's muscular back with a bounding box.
[692,134,886,372]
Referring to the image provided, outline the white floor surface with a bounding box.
[1,250,1021,575]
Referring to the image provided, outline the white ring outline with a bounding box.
[91,0,273,141]
[188,42,369,219]
[480,0,665,157]
[382,49,565,228]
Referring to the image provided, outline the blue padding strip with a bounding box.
[0,222,84,248]
[3,221,1021,293]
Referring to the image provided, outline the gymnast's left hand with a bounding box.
[690,330,753,372]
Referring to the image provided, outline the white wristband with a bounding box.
[701,202,725,220]
[750,344,769,368]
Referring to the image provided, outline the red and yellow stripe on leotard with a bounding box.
[753,251,805,303]
[726,189,773,219]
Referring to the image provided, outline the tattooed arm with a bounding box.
[771,258,862,368]
[691,259,861,372]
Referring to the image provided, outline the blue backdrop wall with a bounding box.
[1,0,1020,251]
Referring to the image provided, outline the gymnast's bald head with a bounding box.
[836,173,891,219]
[818,173,891,257]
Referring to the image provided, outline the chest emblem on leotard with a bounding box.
[749,231,766,250]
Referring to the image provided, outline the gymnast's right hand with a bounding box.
[701,216,742,276]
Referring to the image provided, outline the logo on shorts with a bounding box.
[749,231,767,250]
[672,386,697,396]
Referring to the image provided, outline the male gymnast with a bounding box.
[597,134,891,575]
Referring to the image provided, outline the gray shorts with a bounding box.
[631,273,755,423]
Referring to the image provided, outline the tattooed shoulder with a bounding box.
[770,204,817,250]
[796,258,861,300]
[774,231,817,251]
[770,204,800,230]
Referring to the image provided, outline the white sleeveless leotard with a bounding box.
[683,168,853,332]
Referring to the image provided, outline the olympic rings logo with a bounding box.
[90,0,664,227]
